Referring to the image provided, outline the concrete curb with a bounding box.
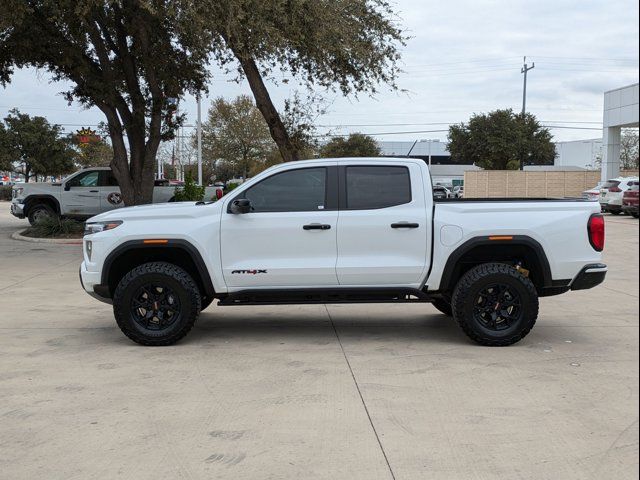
[11,230,83,245]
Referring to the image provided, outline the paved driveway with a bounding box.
[0,203,638,479]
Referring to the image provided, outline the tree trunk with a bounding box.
[234,52,299,163]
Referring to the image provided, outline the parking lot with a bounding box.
[0,204,637,480]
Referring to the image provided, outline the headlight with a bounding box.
[84,221,123,236]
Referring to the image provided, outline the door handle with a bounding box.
[303,223,331,230]
[89,190,99,193]
[391,222,419,229]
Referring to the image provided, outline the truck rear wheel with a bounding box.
[113,262,201,346]
[451,263,538,346]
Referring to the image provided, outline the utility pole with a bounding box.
[520,56,535,170]
[196,93,203,186]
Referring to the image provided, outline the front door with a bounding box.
[220,164,339,288]
[62,169,101,216]
[335,163,429,286]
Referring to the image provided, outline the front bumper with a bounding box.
[80,261,112,304]
[10,202,25,219]
[571,264,607,291]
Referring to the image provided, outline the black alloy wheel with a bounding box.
[472,284,523,331]
[131,283,182,332]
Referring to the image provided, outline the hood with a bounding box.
[16,182,59,194]
[88,201,222,223]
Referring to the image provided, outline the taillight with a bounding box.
[588,214,605,252]
[215,189,223,200]
[609,186,622,193]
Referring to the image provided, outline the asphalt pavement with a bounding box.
[0,203,638,480]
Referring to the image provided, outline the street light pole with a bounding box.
[196,93,203,186]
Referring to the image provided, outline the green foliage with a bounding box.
[320,133,382,158]
[72,136,113,168]
[225,182,240,193]
[0,109,76,181]
[447,109,556,170]
[173,173,205,202]
[0,185,12,201]
[213,0,406,96]
[25,216,84,238]
[201,95,273,179]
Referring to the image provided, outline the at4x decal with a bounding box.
[231,269,267,275]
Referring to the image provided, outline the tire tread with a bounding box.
[451,263,538,346]
[113,262,201,346]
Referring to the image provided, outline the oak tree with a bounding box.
[448,109,556,170]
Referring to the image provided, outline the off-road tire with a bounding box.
[113,262,201,346]
[632,212,639,219]
[432,298,453,316]
[451,263,539,346]
[27,203,55,225]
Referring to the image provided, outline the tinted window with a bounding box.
[345,166,411,210]
[243,168,327,212]
[67,170,100,188]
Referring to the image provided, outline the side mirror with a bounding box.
[64,183,71,191]
[230,198,251,214]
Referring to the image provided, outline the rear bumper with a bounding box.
[570,264,607,291]
[622,204,639,214]
[602,203,622,212]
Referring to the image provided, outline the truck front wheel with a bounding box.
[27,203,55,225]
[113,262,202,346]
[451,263,539,346]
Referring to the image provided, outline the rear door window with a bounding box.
[345,166,411,210]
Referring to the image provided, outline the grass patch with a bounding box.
[22,216,84,239]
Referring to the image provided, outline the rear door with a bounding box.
[99,170,124,211]
[335,162,430,286]
[220,164,339,288]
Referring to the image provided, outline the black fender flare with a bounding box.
[101,239,216,299]
[24,194,61,215]
[438,235,553,292]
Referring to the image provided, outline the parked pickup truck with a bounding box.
[10,167,223,224]
[79,157,607,347]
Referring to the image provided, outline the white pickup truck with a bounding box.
[79,157,607,347]
[10,167,223,224]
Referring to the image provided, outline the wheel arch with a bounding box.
[24,195,61,216]
[439,235,553,293]
[101,240,215,301]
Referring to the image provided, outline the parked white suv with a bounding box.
[600,177,639,215]
[80,157,607,347]
[10,167,223,224]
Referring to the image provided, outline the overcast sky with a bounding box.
[1,0,638,144]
